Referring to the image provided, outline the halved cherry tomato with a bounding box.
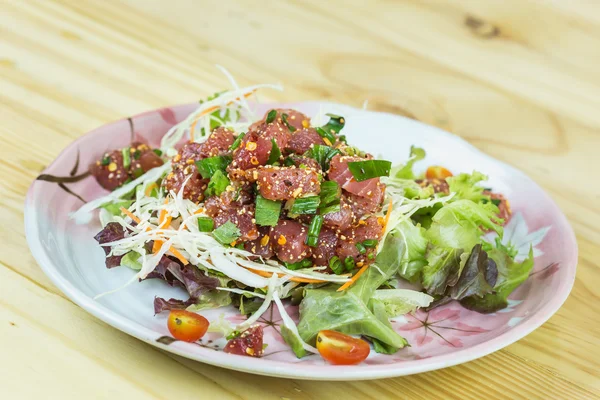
[167,310,209,342]
[425,166,453,180]
[316,330,370,365]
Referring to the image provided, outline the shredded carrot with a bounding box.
[119,206,189,265]
[246,267,326,284]
[189,119,198,142]
[120,207,141,224]
[189,90,258,135]
[144,183,158,197]
[153,199,170,254]
[337,264,369,292]
[383,200,393,230]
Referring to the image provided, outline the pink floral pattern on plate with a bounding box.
[24,102,578,380]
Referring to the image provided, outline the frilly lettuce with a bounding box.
[392,146,426,179]
[446,171,489,203]
[461,247,534,313]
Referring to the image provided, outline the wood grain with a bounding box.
[1,0,598,398]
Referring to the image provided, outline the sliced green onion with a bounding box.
[281,113,297,132]
[284,258,313,270]
[133,149,142,160]
[290,196,320,215]
[355,242,367,254]
[491,199,501,206]
[230,134,244,151]
[319,180,341,215]
[265,109,277,124]
[304,145,341,170]
[101,155,110,166]
[132,168,144,178]
[329,256,344,275]
[283,157,295,167]
[321,113,345,134]
[306,215,323,247]
[212,221,241,245]
[315,127,336,145]
[255,194,281,226]
[347,160,392,182]
[152,149,163,157]
[121,148,131,169]
[344,256,355,271]
[367,253,375,260]
[197,217,215,232]
[338,135,347,144]
[195,155,232,179]
[267,139,281,165]
[362,239,378,248]
[204,170,230,197]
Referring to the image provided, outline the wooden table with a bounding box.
[1,1,599,398]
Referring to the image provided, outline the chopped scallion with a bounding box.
[121,148,131,169]
[290,196,320,215]
[281,113,297,132]
[284,259,313,270]
[265,109,277,124]
[101,155,110,166]
[304,145,341,170]
[347,159,392,182]
[329,256,344,275]
[306,215,323,247]
[212,221,241,245]
[255,194,281,226]
[319,180,341,215]
[344,256,355,271]
[152,149,163,157]
[197,217,215,232]
[491,199,501,206]
[204,170,230,197]
[195,155,232,179]
[133,149,141,160]
[267,139,281,165]
[362,239,378,247]
[355,242,367,254]
[230,134,244,151]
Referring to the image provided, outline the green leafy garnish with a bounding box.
[230,134,244,151]
[318,181,341,215]
[372,289,434,318]
[461,248,534,313]
[281,113,297,132]
[347,160,392,182]
[316,114,345,143]
[255,194,281,226]
[120,251,142,270]
[121,148,131,169]
[306,215,323,247]
[280,325,307,358]
[198,217,215,232]
[447,171,489,203]
[101,200,133,216]
[394,146,426,179]
[205,170,230,197]
[290,196,320,215]
[265,109,277,124]
[212,221,241,245]
[152,149,163,157]
[267,139,281,165]
[195,155,232,179]
[449,244,498,300]
[304,145,341,171]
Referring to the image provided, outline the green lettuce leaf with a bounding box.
[461,247,534,313]
[101,200,134,216]
[297,287,407,349]
[449,244,498,300]
[447,171,489,203]
[280,325,307,358]
[426,199,503,251]
[120,251,142,270]
[396,220,428,282]
[296,230,408,349]
[372,289,434,318]
[186,290,232,312]
[422,246,464,295]
[393,146,426,179]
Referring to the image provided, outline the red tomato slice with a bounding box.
[425,166,453,180]
[316,330,370,365]
[167,310,209,342]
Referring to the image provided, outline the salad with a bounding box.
[72,79,533,365]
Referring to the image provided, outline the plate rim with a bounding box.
[24,101,578,380]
